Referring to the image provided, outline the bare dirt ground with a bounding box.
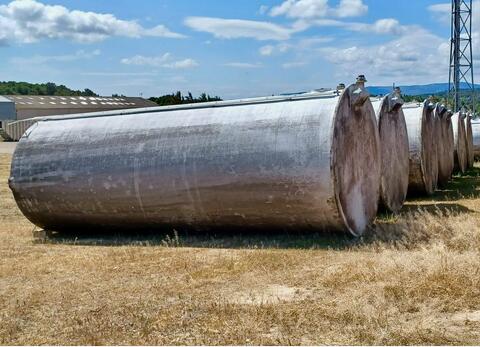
[0,142,16,154]
[1,152,480,345]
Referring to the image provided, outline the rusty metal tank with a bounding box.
[465,113,474,168]
[403,100,437,195]
[371,89,409,213]
[452,110,468,173]
[9,83,381,236]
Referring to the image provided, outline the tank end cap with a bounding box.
[387,88,404,112]
[348,83,370,110]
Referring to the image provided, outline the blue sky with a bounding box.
[0,0,478,98]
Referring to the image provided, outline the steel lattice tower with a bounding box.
[448,0,475,113]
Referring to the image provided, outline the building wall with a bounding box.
[0,97,16,121]
[16,108,125,120]
[1,95,158,121]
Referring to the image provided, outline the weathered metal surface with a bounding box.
[465,113,474,168]
[2,119,38,141]
[445,110,455,178]
[436,105,454,187]
[371,90,409,213]
[472,121,480,159]
[452,111,468,173]
[403,101,437,195]
[432,107,440,190]
[9,84,381,236]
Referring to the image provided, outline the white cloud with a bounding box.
[369,18,406,35]
[351,18,408,35]
[428,3,451,12]
[321,27,449,84]
[259,45,275,56]
[164,59,199,69]
[121,53,171,66]
[311,1,478,86]
[297,36,333,47]
[258,5,269,15]
[82,72,157,77]
[428,3,451,24]
[270,0,329,18]
[11,49,101,65]
[184,16,294,41]
[307,18,408,36]
[121,54,199,69]
[224,62,263,68]
[270,0,367,19]
[259,43,292,56]
[0,0,185,44]
[332,0,368,18]
[429,1,479,63]
[282,61,307,68]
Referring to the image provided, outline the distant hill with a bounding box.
[367,82,480,96]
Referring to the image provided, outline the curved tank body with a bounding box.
[452,111,468,174]
[445,110,455,179]
[371,91,409,213]
[9,84,381,236]
[472,121,480,159]
[465,113,474,168]
[403,100,437,195]
[436,105,454,187]
[432,108,440,189]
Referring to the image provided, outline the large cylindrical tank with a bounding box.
[442,109,455,179]
[472,121,480,159]
[465,113,474,168]
[436,104,454,187]
[452,111,468,173]
[403,100,437,195]
[9,84,381,236]
[371,90,409,213]
[432,106,440,190]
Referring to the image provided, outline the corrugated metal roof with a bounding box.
[2,95,157,110]
[0,96,14,103]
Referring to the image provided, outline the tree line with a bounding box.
[0,81,97,97]
[0,82,222,107]
[402,91,480,114]
[148,91,222,106]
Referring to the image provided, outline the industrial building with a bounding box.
[0,95,157,141]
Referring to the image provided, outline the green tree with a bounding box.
[0,81,99,97]
[149,92,222,106]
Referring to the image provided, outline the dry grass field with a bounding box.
[1,152,480,345]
